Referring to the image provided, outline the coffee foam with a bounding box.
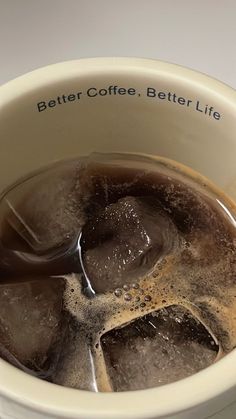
[53,156,236,390]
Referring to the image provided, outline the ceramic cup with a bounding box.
[1,58,236,419]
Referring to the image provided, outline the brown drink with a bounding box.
[0,153,236,392]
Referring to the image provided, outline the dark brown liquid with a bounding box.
[0,153,236,392]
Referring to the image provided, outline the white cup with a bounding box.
[1,58,236,419]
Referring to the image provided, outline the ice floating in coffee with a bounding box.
[0,153,236,392]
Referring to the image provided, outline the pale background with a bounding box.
[0,0,236,88]
[0,1,236,418]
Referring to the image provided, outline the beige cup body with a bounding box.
[1,58,236,419]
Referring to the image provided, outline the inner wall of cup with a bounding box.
[1,65,236,419]
[1,71,236,196]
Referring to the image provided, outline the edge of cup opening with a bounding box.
[1,354,236,419]
[0,57,236,418]
[0,57,236,109]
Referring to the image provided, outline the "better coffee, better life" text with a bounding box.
[36,85,221,120]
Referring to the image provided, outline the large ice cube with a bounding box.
[82,196,178,293]
[0,159,89,255]
[101,305,218,391]
[0,276,66,379]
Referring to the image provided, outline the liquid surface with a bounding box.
[0,153,236,392]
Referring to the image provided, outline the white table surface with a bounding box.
[0,1,236,418]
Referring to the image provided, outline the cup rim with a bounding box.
[1,57,236,418]
[2,353,236,419]
[1,57,236,106]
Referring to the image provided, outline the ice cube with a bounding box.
[101,305,218,391]
[0,159,89,255]
[0,276,66,379]
[82,196,178,293]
